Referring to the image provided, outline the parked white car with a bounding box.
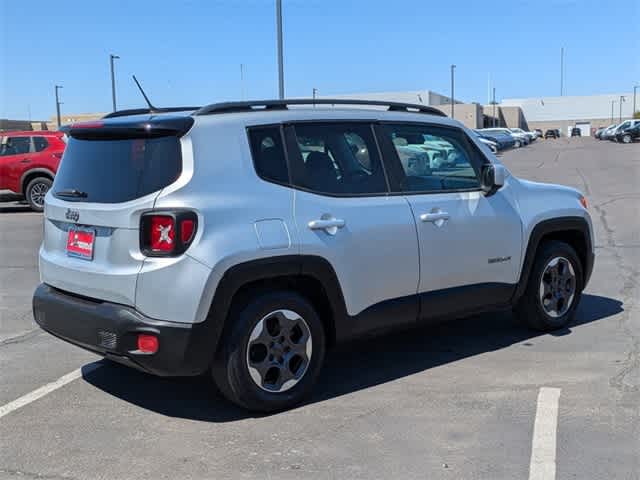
[510,128,534,144]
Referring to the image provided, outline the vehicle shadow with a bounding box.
[0,193,31,214]
[82,293,622,422]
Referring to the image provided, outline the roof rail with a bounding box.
[102,106,201,119]
[194,99,447,117]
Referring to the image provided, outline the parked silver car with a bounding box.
[33,99,594,412]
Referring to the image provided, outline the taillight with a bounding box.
[140,210,198,257]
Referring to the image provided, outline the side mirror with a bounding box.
[482,164,506,195]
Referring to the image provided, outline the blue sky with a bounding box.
[1,0,638,120]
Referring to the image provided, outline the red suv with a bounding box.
[0,131,66,211]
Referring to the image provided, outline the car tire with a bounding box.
[515,240,583,331]
[622,134,632,144]
[211,290,326,412]
[25,177,52,212]
[515,140,521,148]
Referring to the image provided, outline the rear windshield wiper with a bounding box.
[55,189,88,198]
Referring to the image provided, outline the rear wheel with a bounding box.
[211,290,326,412]
[25,177,52,212]
[515,240,583,331]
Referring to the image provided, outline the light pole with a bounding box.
[54,85,63,128]
[634,85,638,116]
[240,63,245,100]
[312,87,317,104]
[276,0,284,99]
[619,96,625,123]
[611,100,616,124]
[560,47,564,96]
[110,54,120,112]
[450,64,456,118]
[492,87,497,127]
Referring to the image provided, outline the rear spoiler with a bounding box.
[65,116,194,140]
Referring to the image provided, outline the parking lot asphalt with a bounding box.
[0,138,638,480]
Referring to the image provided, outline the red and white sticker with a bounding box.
[66,229,95,260]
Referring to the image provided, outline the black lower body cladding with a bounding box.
[32,283,213,376]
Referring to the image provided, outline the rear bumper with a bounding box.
[33,283,213,376]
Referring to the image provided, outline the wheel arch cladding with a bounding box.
[513,216,593,302]
[21,168,54,194]
[206,255,348,358]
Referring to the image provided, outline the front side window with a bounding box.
[248,126,289,185]
[383,124,482,193]
[0,136,32,156]
[289,123,387,195]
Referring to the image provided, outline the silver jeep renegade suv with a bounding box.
[33,99,595,412]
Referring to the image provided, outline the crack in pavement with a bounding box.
[0,468,81,480]
[593,204,640,392]
[0,328,41,347]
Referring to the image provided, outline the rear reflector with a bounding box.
[137,334,159,354]
[180,219,195,243]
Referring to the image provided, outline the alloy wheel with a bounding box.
[539,257,576,318]
[246,309,312,392]
[29,182,49,208]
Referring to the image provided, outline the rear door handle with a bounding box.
[420,212,450,223]
[308,217,345,235]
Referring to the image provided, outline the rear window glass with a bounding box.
[53,136,181,203]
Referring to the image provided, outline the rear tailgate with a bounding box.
[40,115,193,305]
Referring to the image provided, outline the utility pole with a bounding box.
[611,100,616,123]
[450,64,456,118]
[619,96,625,123]
[492,87,496,127]
[276,0,284,99]
[110,54,120,112]
[560,47,564,96]
[634,85,638,116]
[54,85,63,128]
[312,87,317,105]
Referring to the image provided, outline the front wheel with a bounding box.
[25,177,52,212]
[622,134,632,144]
[515,240,583,331]
[211,291,326,412]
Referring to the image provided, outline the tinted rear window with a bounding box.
[53,136,181,203]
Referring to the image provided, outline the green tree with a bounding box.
[634,111,640,119]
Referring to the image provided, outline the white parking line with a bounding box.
[529,387,561,480]
[0,364,100,420]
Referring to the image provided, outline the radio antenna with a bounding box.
[132,75,158,112]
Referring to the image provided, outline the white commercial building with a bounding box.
[501,93,637,136]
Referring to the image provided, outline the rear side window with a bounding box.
[248,126,289,185]
[53,136,181,203]
[288,123,388,196]
[33,137,49,152]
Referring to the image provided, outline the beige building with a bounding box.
[47,112,106,131]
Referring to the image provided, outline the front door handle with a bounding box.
[420,212,450,223]
[20,158,31,164]
[308,217,345,235]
